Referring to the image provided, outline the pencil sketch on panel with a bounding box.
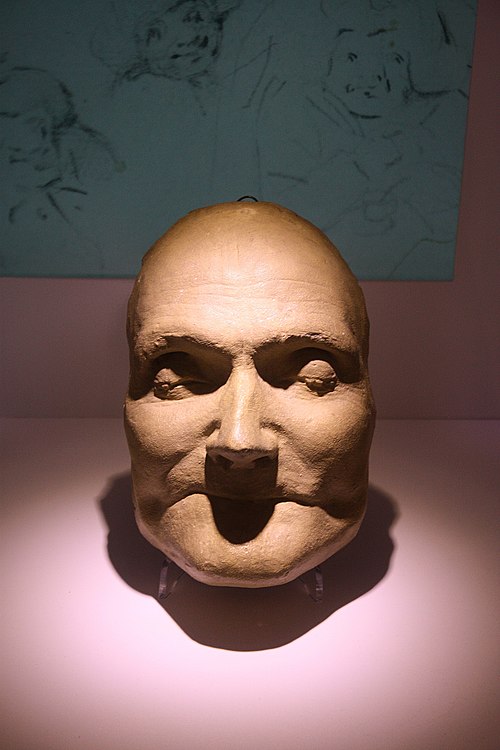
[0,66,123,228]
[0,0,475,279]
[253,0,475,278]
[91,0,244,114]
[88,0,276,212]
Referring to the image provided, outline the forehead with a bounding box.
[131,206,366,353]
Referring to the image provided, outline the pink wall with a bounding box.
[1,0,499,419]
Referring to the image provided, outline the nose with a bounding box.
[206,366,278,470]
[354,72,383,88]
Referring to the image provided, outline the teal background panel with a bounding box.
[0,0,476,279]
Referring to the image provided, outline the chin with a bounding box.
[135,493,364,588]
[180,557,305,589]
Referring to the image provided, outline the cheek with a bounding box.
[287,387,371,445]
[279,389,374,478]
[331,67,351,90]
[124,396,216,462]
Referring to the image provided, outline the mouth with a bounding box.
[206,490,282,503]
[206,494,277,544]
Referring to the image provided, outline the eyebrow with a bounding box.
[336,28,354,38]
[367,28,389,37]
[137,334,231,361]
[260,333,360,356]
[136,331,360,361]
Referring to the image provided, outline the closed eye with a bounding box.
[260,348,339,395]
[153,373,213,399]
[151,350,226,399]
[296,360,337,395]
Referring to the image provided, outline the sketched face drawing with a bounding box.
[1,110,56,176]
[327,30,410,117]
[0,69,73,187]
[125,203,375,588]
[137,0,221,80]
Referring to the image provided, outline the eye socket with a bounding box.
[183,9,206,24]
[151,351,221,400]
[153,371,204,400]
[152,352,202,400]
[146,22,164,45]
[265,349,339,396]
[296,359,337,396]
[153,368,212,400]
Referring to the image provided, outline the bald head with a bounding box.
[142,201,352,270]
[128,202,369,379]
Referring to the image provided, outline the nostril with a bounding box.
[207,447,276,470]
[210,454,233,471]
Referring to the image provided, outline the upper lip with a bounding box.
[205,491,281,503]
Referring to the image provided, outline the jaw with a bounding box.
[134,492,366,588]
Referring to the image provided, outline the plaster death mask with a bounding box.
[125,201,375,587]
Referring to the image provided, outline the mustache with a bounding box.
[204,453,279,500]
